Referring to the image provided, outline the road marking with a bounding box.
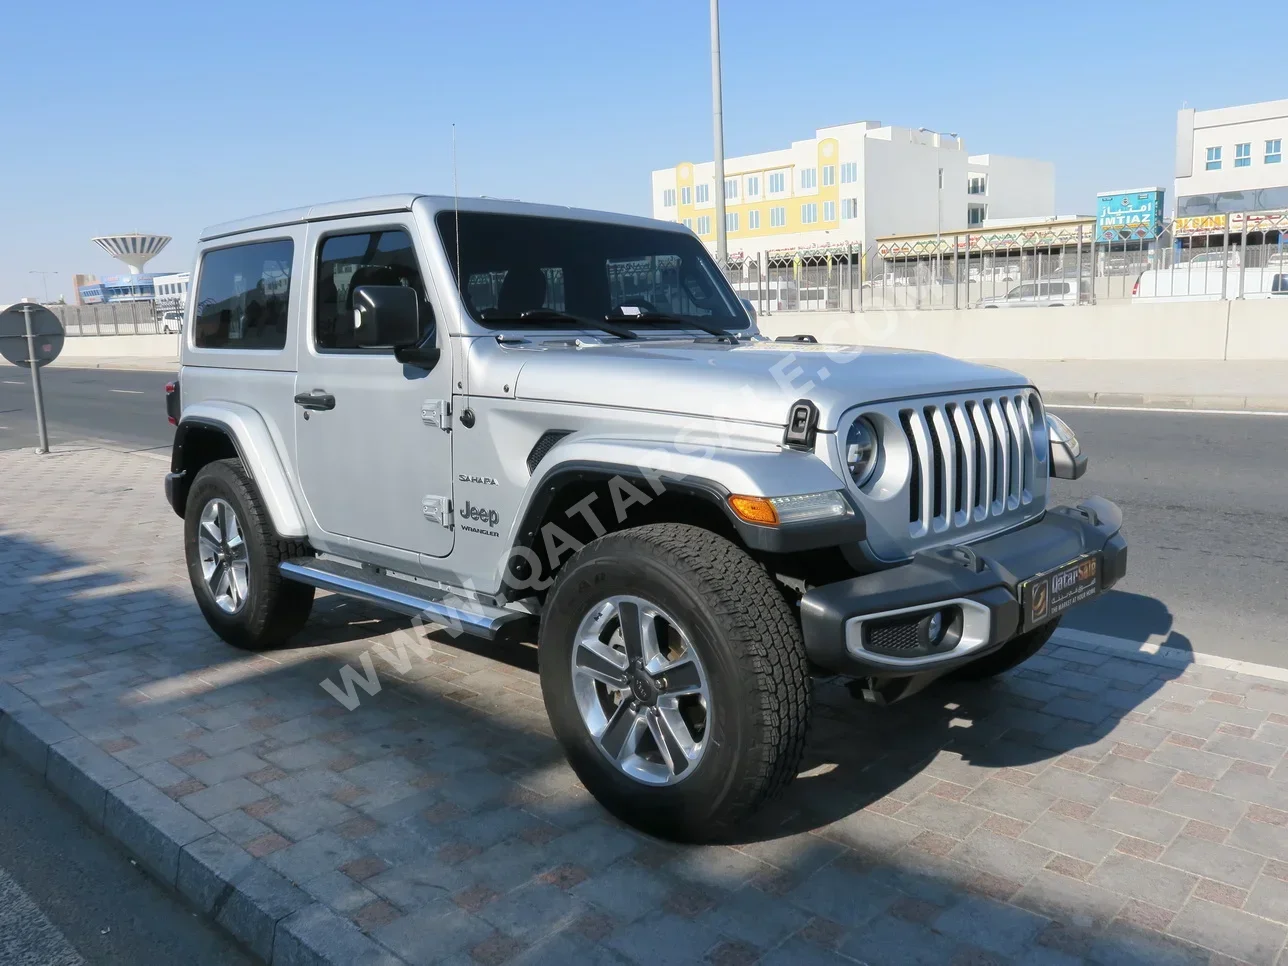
[0,865,86,965]
[2,380,22,385]
[1053,626,1288,683]
[108,389,145,394]
[1048,403,1288,418]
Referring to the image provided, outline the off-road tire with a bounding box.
[949,619,1061,681]
[539,523,811,842]
[184,458,314,650]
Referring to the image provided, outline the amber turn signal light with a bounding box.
[727,494,779,526]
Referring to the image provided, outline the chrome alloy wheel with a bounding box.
[197,498,250,615]
[571,595,711,786]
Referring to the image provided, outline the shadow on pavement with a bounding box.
[0,526,1222,966]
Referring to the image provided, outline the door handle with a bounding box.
[294,390,336,411]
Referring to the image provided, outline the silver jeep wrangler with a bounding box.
[164,194,1127,841]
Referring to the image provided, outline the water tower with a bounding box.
[92,233,172,275]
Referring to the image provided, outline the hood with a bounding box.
[511,339,1031,430]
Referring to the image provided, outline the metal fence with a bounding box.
[721,210,1288,312]
[46,301,171,336]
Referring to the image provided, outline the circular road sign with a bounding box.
[0,303,65,368]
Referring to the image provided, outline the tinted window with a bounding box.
[315,230,428,350]
[437,212,746,329]
[194,240,293,349]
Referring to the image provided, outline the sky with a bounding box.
[1,0,1284,304]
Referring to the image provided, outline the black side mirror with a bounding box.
[352,285,421,348]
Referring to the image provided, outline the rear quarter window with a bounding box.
[194,240,294,349]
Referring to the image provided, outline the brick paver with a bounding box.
[2,447,1288,965]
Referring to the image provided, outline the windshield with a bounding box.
[436,211,749,331]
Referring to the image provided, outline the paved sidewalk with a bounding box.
[48,355,177,371]
[2,447,1288,966]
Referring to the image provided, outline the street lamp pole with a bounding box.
[710,0,728,267]
[28,270,58,303]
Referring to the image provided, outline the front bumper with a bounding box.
[799,496,1127,677]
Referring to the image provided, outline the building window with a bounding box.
[1235,142,1251,167]
[1267,139,1282,164]
[724,179,738,200]
[967,174,987,195]
[770,206,786,228]
[967,204,986,228]
[682,218,693,230]
[1206,146,1222,170]
[840,162,857,184]
[800,168,817,190]
[695,184,709,204]
[768,171,785,194]
[746,175,760,197]
[822,200,836,221]
[726,212,738,231]
[800,203,818,224]
[680,186,692,205]
[696,215,711,235]
[662,188,676,207]
[821,165,835,187]
[841,198,858,220]
[748,209,761,229]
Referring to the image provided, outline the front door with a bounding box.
[294,217,454,558]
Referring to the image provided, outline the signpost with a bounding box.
[0,301,65,454]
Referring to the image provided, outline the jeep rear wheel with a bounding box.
[184,458,314,650]
[539,523,811,842]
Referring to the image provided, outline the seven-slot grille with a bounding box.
[900,392,1041,538]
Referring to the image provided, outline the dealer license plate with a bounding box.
[1021,554,1101,630]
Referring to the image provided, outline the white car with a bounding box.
[978,277,1091,308]
[160,311,184,334]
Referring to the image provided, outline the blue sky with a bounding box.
[1,0,1283,303]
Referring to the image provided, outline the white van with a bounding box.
[1132,253,1288,301]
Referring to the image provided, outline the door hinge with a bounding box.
[421,495,452,528]
[421,399,451,430]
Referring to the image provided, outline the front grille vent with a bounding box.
[900,392,1039,538]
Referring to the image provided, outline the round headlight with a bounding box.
[845,417,880,486]
[1045,413,1081,458]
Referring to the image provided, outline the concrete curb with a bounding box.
[0,686,401,966]
[1044,390,1288,412]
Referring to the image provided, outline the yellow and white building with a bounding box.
[650,121,1055,256]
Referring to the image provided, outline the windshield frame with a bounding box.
[434,210,752,334]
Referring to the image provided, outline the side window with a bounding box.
[193,240,293,349]
[315,229,428,351]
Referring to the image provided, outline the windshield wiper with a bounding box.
[486,309,637,340]
[615,311,740,344]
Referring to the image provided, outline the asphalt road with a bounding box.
[1049,406,1288,668]
[1,365,1284,667]
[0,365,175,454]
[0,756,255,966]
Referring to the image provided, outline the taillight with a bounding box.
[165,380,180,426]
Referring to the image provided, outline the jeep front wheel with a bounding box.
[539,523,811,842]
[184,458,314,650]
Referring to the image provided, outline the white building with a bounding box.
[650,121,1055,256]
[152,271,191,310]
[1175,99,1288,218]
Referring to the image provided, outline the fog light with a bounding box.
[919,607,959,651]
[926,611,945,644]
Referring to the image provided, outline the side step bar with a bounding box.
[279,558,530,640]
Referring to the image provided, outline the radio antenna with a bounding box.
[452,124,462,298]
